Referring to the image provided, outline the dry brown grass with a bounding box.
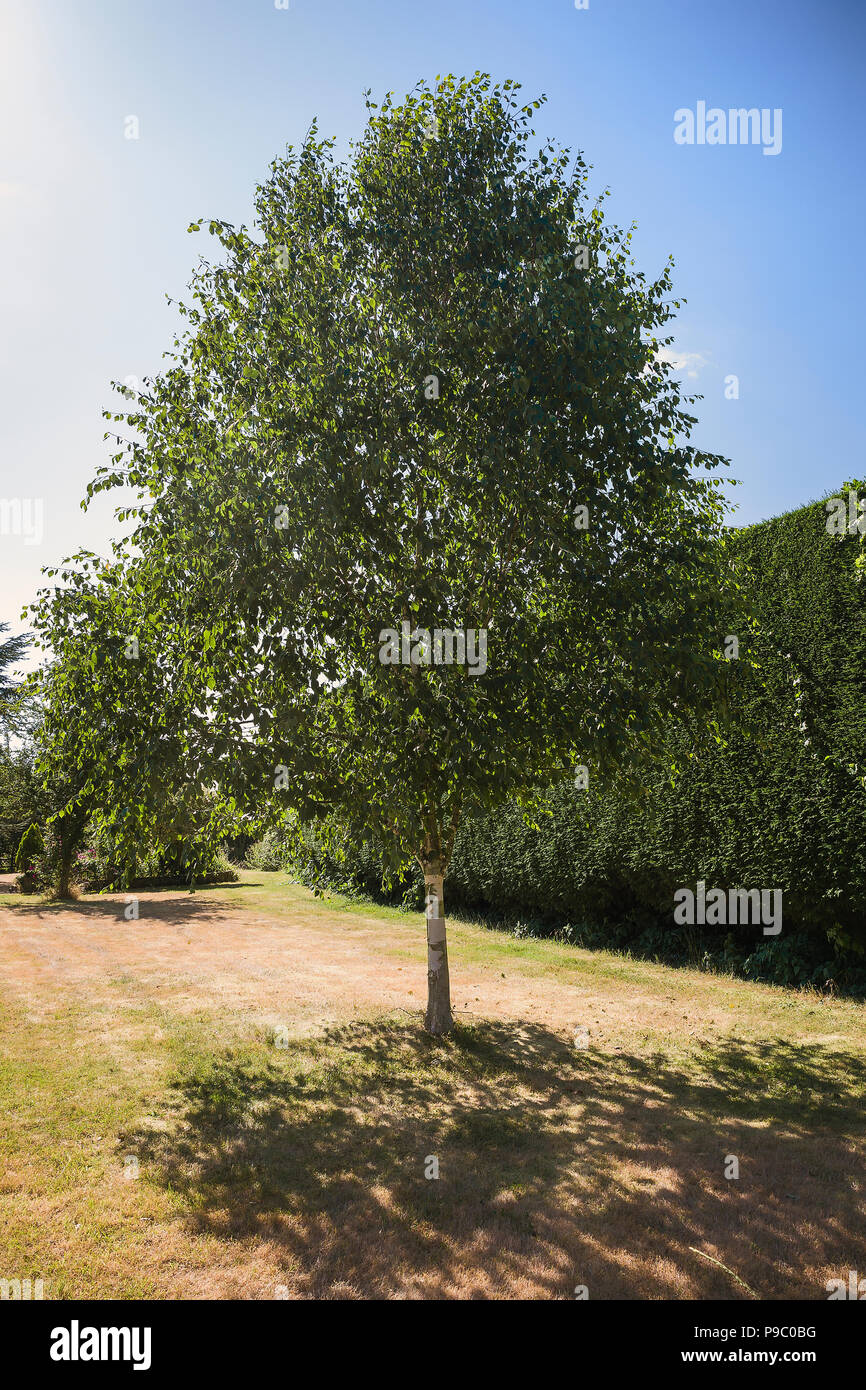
[1,871,864,1299]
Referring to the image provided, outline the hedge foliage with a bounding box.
[281,486,866,991]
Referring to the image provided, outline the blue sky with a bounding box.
[2,0,864,635]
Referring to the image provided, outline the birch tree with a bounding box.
[51,75,734,1031]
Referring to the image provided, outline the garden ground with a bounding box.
[0,869,864,1300]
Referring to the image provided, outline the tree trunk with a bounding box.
[55,811,83,900]
[423,867,452,1035]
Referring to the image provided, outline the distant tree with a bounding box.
[29,558,240,897]
[0,742,46,869]
[0,623,29,739]
[0,624,35,867]
[14,822,43,873]
[41,75,736,1028]
[0,622,27,695]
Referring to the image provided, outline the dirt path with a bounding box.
[0,884,408,1029]
[0,877,755,1044]
[0,880,535,1034]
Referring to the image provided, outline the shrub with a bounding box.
[54,827,238,893]
[245,831,288,872]
[14,822,43,873]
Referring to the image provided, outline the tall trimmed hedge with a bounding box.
[290,485,866,990]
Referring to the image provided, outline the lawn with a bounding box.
[0,870,864,1299]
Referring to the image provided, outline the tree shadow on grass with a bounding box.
[125,1018,866,1300]
[2,888,254,927]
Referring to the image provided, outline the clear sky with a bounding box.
[2,0,864,644]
